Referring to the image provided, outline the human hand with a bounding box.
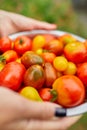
[0,10,56,37]
[0,87,81,130]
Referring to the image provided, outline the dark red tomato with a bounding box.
[24,65,45,89]
[0,62,26,91]
[0,37,12,53]
[77,62,87,87]
[2,50,18,63]
[14,36,32,55]
[39,88,57,102]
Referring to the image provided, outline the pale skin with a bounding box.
[0,10,82,130]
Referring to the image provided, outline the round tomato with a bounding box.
[32,35,46,51]
[14,36,32,55]
[41,52,56,63]
[52,75,85,107]
[64,41,87,64]
[0,62,26,91]
[39,88,57,102]
[0,37,12,53]
[77,62,87,87]
[43,34,55,43]
[44,39,64,55]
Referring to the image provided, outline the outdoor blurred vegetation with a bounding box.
[0,0,87,38]
[0,0,87,130]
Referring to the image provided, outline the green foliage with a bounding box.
[0,0,86,38]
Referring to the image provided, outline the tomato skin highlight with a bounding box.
[52,75,85,108]
[0,62,26,91]
[14,36,32,55]
[0,37,12,53]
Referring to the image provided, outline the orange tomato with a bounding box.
[58,34,76,45]
[41,52,56,63]
[52,75,85,107]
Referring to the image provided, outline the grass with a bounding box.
[0,0,87,129]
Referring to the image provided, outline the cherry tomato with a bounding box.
[32,35,46,51]
[52,75,85,107]
[39,88,57,102]
[64,62,77,75]
[41,52,56,63]
[2,50,18,63]
[77,62,87,87]
[44,62,57,87]
[0,37,12,53]
[0,62,26,91]
[44,39,64,55]
[24,65,45,89]
[64,41,87,64]
[21,51,44,68]
[53,56,68,71]
[14,36,32,55]
[43,34,55,43]
[20,86,42,101]
[58,34,76,45]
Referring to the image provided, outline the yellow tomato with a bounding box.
[53,56,68,71]
[20,86,42,101]
[64,62,77,75]
[32,35,46,51]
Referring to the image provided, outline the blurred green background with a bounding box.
[0,0,87,129]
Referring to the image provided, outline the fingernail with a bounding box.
[55,108,66,117]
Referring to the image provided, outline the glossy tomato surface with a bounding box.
[0,62,26,91]
[53,75,85,108]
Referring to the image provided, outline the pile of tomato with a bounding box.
[0,32,87,108]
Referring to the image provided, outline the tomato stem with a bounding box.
[19,39,24,44]
[0,55,6,63]
[49,89,58,102]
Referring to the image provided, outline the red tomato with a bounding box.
[2,50,18,63]
[0,37,12,53]
[41,52,56,63]
[44,39,64,55]
[64,41,87,64]
[14,36,32,55]
[0,62,26,91]
[53,75,85,108]
[39,88,57,102]
[77,62,87,87]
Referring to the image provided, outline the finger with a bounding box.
[2,115,81,130]
[4,10,57,30]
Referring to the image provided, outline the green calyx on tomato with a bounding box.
[19,39,24,44]
[0,55,6,63]
[50,89,58,102]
